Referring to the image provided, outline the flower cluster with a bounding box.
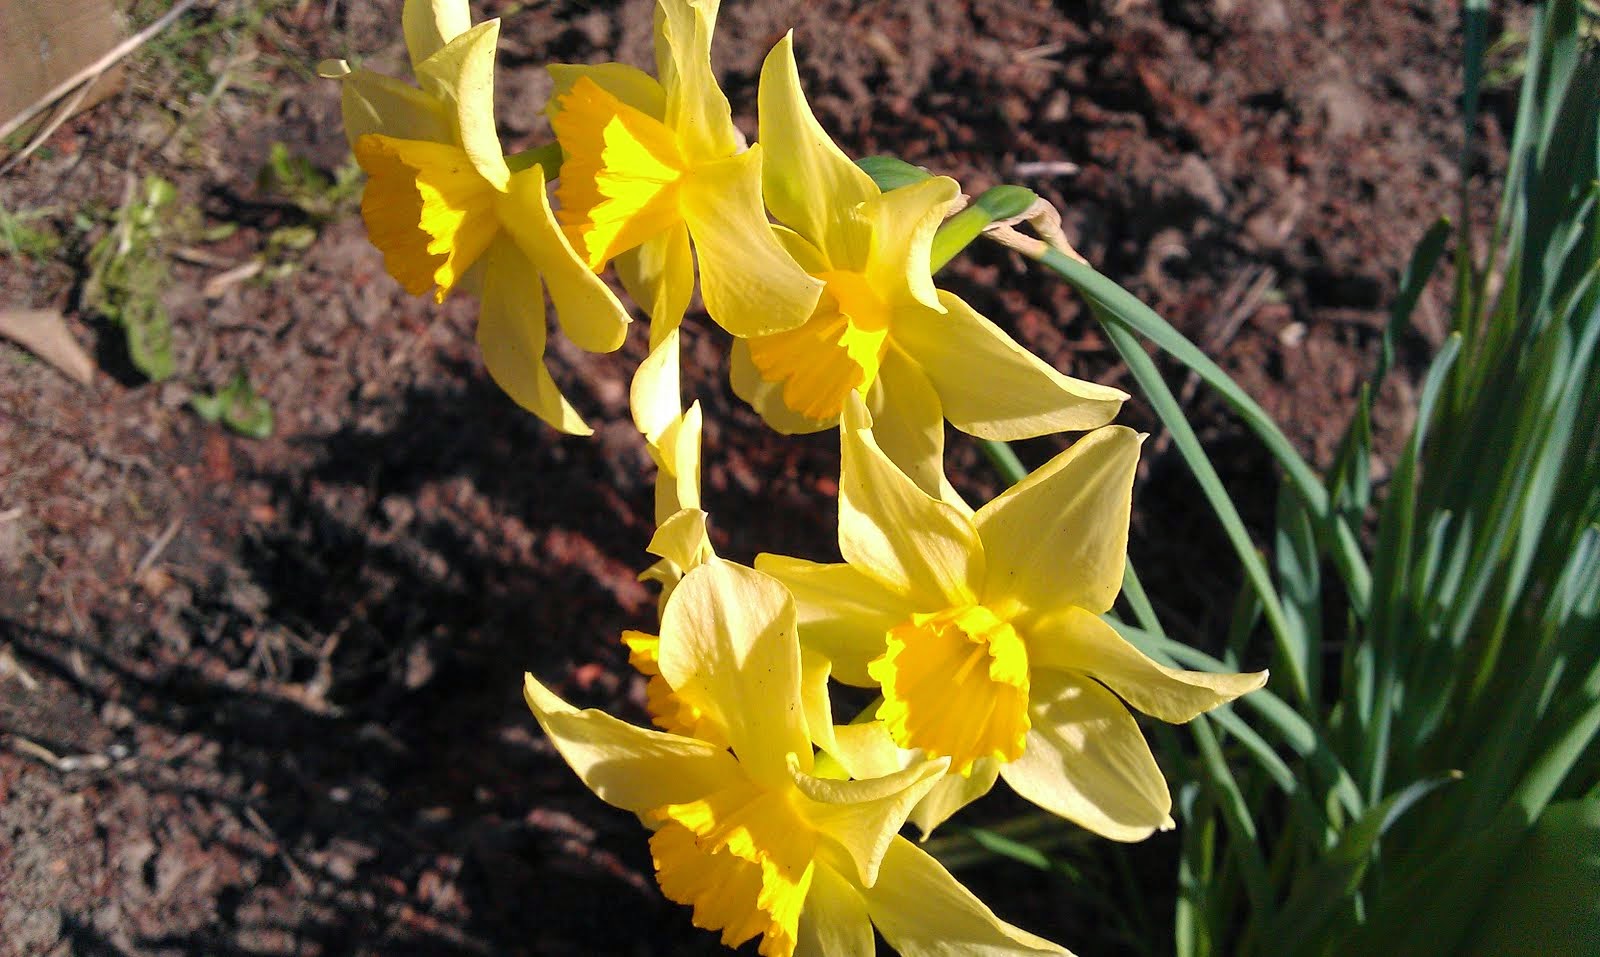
[326,2,1266,953]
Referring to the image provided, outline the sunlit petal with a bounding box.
[862,176,960,312]
[680,148,825,337]
[658,559,812,787]
[615,222,694,340]
[475,236,591,434]
[790,754,948,887]
[975,425,1140,619]
[757,32,877,263]
[998,670,1174,843]
[336,68,452,145]
[866,348,952,504]
[895,291,1126,439]
[401,0,471,69]
[547,62,667,121]
[908,757,1000,838]
[753,553,913,687]
[839,396,984,609]
[795,863,874,957]
[414,21,510,189]
[1029,608,1269,722]
[654,0,741,163]
[861,836,1072,956]
[522,672,742,814]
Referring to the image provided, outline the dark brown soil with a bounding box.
[1,1,1501,954]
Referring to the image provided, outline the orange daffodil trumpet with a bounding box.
[757,397,1268,842]
[322,0,630,435]
[525,558,1071,957]
[731,35,1128,496]
[547,0,823,342]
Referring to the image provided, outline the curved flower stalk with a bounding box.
[729,35,1127,497]
[757,396,1267,841]
[547,0,822,341]
[322,0,629,434]
[526,558,1071,956]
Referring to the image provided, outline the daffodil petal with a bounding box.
[791,753,948,887]
[658,558,812,788]
[896,290,1126,439]
[909,757,1000,839]
[866,349,951,504]
[415,20,511,189]
[402,0,471,69]
[680,148,825,338]
[651,405,703,523]
[796,863,874,957]
[753,554,916,687]
[616,222,694,341]
[632,326,682,443]
[646,507,713,572]
[730,339,835,434]
[801,648,839,758]
[475,236,591,434]
[654,0,740,163]
[863,176,960,312]
[494,165,631,354]
[1029,608,1269,723]
[861,836,1073,956]
[337,68,453,146]
[523,672,743,813]
[547,62,667,121]
[827,721,906,781]
[975,425,1140,618]
[839,395,984,610]
[757,32,878,264]
[998,670,1173,843]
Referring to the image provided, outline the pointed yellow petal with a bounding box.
[826,721,905,781]
[547,62,667,121]
[909,757,1000,839]
[757,32,878,262]
[1029,609,1269,723]
[976,426,1139,618]
[865,349,949,503]
[731,338,836,435]
[998,670,1174,842]
[654,0,741,163]
[680,148,825,337]
[650,405,704,523]
[800,648,839,759]
[551,75,686,270]
[414,20,510,189]
[860,836,1073,956]
[475,236,591,434]
[494,164,631,353]
[523,671,742,813]
[632,326,682,444]
[646,507,713,572]
[895,291,1126,439]
[337,68,452,146]
[790,753,948,887]
[616,223,694,340]
[355,134,498,300]
[658,559,812,787]
[402,0,471,69]
[623,629,729,747]
[862,176,960,312]
[796,863,874,957]
[753,553,913,687]
[839,395,984,610]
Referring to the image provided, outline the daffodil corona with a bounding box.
[758,397,1268,841]
[323,0,630,434]
[731,35,1128,498]
[525,559,1072,956]
[546,0,822,341]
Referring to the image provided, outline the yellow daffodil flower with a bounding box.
[546,0,823,338]
[728,34,1127,497]
[756,397,1267,841]
[321,0,629,434]
[525,558,1070,956]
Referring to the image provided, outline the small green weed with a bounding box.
[191,370,274,438]
[82,176,180,382]
[0,201,62,260]
[256,142,363,224]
